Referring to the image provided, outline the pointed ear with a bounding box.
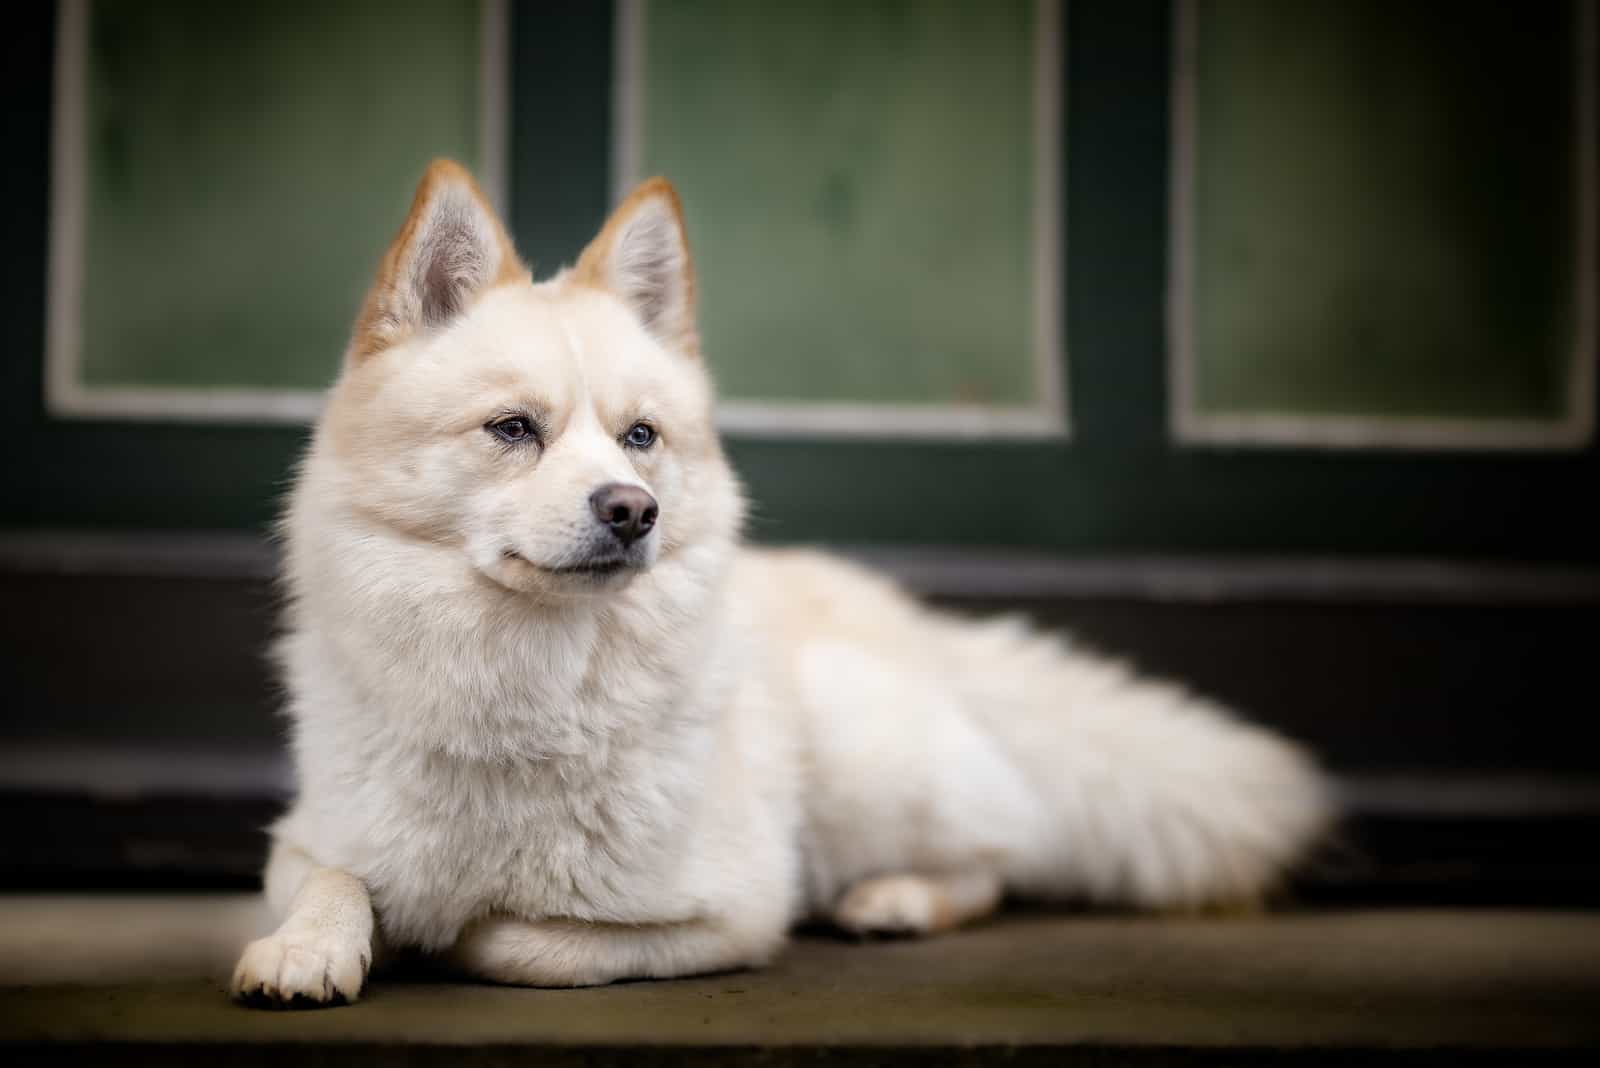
[572,178,698,357]
[349,159,526,360]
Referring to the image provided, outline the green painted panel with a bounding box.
[77,0,484,392]
[642,0,1043,407]
[9,1,1600,560]
[1190,0,1578,420]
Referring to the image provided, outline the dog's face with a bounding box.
[315,161,738,601]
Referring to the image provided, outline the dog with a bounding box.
[231,160,1331,1006]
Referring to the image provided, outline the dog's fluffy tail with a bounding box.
[943,614,1335,910]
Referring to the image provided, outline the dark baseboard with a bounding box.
[3,782,1599,905]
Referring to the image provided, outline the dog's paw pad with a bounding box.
[833,875,940,938]
[230,931,370,1009]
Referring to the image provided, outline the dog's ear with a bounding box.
[572,178,698,357]
[349,159,526,361]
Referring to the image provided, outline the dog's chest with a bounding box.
[346,729,706,949]
[285,582,723,950]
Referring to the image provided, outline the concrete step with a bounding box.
[2,896,1597,1063]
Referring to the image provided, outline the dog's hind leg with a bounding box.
[448,911,787,988]
[832,869,1002,937]
[231,842,375,1008]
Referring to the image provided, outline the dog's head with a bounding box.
[311,160,740,601]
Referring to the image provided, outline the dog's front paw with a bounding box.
[230,929,371,1009]
[833,875,941,937]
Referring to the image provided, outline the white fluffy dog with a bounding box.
[231,161,1331,1006]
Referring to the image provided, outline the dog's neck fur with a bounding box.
[281,493,740,768]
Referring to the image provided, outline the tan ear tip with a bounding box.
[415,158,484,198]
[628,176,684,211]
[423,156,471,179]
[635,175,677,194]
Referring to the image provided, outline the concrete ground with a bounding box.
[1,896,1598,1063]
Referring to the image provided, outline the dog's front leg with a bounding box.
[449,913,782,988]
[231,864,374,1007]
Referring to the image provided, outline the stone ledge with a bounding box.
[1,897,1597,1061]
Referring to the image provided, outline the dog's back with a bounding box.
[735,548,1330,926]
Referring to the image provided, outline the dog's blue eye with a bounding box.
[489,417,534,444]
[624,423,656,449]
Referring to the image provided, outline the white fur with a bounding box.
[233,173,1332,1006]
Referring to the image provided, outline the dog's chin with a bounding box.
[486,549,649,596]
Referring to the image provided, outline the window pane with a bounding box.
[638,0,1059,422]
[58,0,489,413]
[1177,0,1587,445]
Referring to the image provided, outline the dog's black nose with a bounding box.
[589,483,659,546]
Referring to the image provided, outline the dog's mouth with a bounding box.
[502,549,641,580]
[547,558,633,578]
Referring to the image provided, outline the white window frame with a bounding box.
[45,0,510,423]
[1167,0,1597,451]
[613,0,1068,440]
